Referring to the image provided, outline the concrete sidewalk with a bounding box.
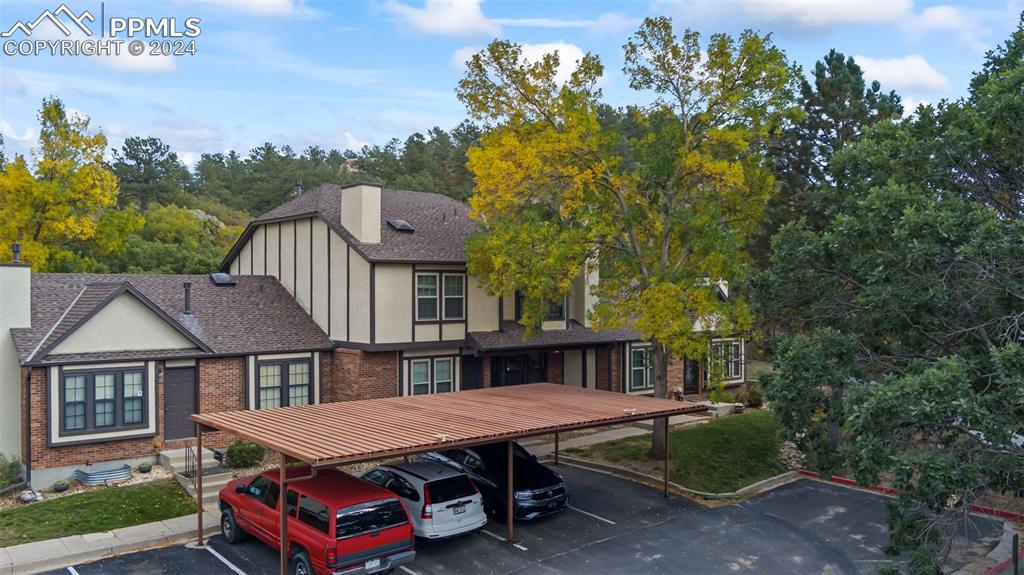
[522,414,707,457]
[0,510,220,575]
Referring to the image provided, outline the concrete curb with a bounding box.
[549,455,799,501]
[1,511,219,575]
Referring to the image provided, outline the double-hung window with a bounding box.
[416,273,466,321]
[416,274,439,321]
[442,275,465,320]
[629,346,655,392]
[257,359,313,409]
[709,340,743,380]
[61,368,147,434]
[407,357,456,395]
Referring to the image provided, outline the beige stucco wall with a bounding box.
[414,323,438,342]
[265,223,280,277]
[0,265,30,458]
[564,349,582,387]
[238,238,252,275]
[441,322,465,341]
[341,184,381,244]
[295,218,312,313]
[349,252,371,343]
[311,219,330,331]
[251,225,266,275]
[280,220,296,293]
[374,264,412,344]
[51,293,198,355]
[585,348,596,388]
[328,234,348,340]
[467,277,498,332]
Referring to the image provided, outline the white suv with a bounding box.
[360,461,488,539]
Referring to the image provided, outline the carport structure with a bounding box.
[190,383,706,575]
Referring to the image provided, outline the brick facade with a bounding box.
[595,345,624,392]
[26,356,247,472]
[324,348,399,402]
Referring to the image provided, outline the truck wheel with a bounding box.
[292,552,312,575]
[221,508,244,544]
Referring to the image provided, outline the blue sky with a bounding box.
[1,0,1021,165]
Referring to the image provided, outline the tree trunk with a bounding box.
[648,341,669,459]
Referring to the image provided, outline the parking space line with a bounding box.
[66,568,80,575]
[478,529,529,551]
[479,529,507,542]
[568,504,616,525]
[399,566,422,575]
[205,546,248,575]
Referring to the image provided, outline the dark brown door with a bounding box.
[164,367,197,440]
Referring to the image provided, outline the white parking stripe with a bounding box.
[399,566,422,575]
[206,546,248,575]
[66,568,80,575]
[478,529,528,551]
[479,529,506,542]
[568,505,616,525]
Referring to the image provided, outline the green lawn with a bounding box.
[565,410,784,493]
[0,479,195,547]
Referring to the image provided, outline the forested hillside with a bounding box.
[0,101,479,273]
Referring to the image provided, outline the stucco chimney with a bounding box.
[340,183,382,244]
[0,243,30,459]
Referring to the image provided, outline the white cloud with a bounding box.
[0,120,37,157]
[451,42,591,86]
[855,54,951,93]
[343,131,369,150]
[902,5,991,53]
[493,12,639,33]
[654,0,912,35]
[177,0,321,18]
[152,116,225,153]
[381,0,500,37]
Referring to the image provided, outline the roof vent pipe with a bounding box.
[183,282,192,314]
[11,243,20,263]
[295,179,303,196]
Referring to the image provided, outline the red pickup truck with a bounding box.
[219,467,416,575]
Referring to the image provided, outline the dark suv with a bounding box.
[423,441,567,521]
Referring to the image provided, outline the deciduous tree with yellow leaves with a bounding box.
[0,98,139,271]
[458,17,799,457]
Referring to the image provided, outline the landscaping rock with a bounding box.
[778,441,806,469]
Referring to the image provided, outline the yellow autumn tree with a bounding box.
[0,98,139,270]
[459,17,800,457]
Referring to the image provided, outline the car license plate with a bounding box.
[365,558,382,571]
[453,504,466,515]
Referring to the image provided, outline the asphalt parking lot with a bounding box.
[43,465,1003,575]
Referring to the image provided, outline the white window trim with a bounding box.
[403,355,461,396]
[409,358,432,396]
[247,352,319,410]
[415,273,440,321]
[627,344,655,394]
[709,338,745,382]
[441,274,466,320]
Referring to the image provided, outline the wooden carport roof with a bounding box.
[190,383,705,467]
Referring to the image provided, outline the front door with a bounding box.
[683,359,701,395]
[462,356,484,390]
[164,366,197,440]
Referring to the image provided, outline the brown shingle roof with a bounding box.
[14,274,333,364]
[243,183,477,264]
[468,320,640,352]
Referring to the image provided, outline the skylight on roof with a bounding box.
[209,272,237,286]
[387,219,415,233]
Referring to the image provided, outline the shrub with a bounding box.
[225,442,264,468]
[0,453,22,487]
[744,385,765,408]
